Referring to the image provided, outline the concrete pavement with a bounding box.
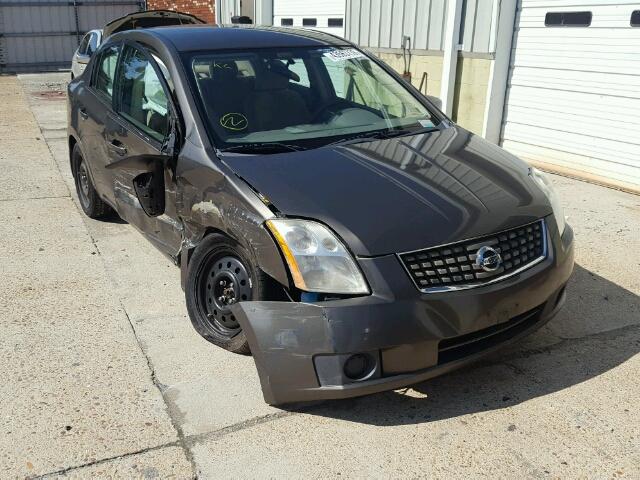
[1,72,638,479]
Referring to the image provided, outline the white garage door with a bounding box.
[274,0,346,37]
[501,1,640,192]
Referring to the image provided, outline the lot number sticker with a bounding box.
[323,48,366,62]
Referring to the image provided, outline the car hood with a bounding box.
[103,10,205,38]
[223,126,552,256]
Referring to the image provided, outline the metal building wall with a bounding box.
[345,0,496,54]
[0,0,143,72]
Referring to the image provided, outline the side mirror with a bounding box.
[426,95,442,110]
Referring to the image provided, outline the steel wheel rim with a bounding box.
[201,255,252,334]
[77,160,90,208]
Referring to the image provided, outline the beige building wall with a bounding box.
[372,52,443,99]
[452,57,492,135]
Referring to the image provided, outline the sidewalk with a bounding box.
[0,75,193,478]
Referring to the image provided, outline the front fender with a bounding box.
[177,148,289,290]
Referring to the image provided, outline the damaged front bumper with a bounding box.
[232,224,574,406]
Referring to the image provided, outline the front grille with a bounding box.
[399,219,547,292]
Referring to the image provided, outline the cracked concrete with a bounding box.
[1,72,638,478]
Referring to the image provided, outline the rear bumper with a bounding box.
[232,221,574,406]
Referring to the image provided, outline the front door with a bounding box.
[106,43,183,256]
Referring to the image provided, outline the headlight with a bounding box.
[266,219,369,294]
[530,167,566,234]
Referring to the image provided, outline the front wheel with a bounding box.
[185,234,270,354]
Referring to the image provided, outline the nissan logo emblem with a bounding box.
[475,246,502,272]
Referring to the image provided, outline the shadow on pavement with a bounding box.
[302,264,640,425]
[102,212,128,225]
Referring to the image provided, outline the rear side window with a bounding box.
[93,45,119,100]
[632,10,640,26]
[116,45,170,142]
[545,11,592,27]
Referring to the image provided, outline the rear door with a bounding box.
[76,42,121,201]
[106,42,183,255]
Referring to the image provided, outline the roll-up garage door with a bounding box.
[501,1,640,192]
[0,0,143,73]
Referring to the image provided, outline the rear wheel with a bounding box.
[185,234,270,354]
[72,143,110,219]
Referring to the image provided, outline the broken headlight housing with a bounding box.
[530,167,566,235]
[266,219,369,295]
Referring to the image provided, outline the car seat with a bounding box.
[198,61,249,131]
[244,61,311,131]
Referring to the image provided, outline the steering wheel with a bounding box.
[311,100,346,123]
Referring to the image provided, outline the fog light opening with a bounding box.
[343,353,376,381]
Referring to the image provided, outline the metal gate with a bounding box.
[0,0,144,73]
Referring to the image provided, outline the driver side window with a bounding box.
[116,45,170,143]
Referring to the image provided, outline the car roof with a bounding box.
[127,24,352,52]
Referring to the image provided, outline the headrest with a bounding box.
[255,60,300,91]
[208,61,239,83]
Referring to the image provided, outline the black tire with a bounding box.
[72,143,110,219]
[185,233,270,354]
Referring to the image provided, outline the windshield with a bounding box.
[185,46,441,151]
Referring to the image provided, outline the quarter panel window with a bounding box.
[117,46,170,142]
[93,45,119,100]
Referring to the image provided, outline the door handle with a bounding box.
[79,108,88,120]
[107,139,127,156]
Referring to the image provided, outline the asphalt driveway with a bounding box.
[1,72,638,479]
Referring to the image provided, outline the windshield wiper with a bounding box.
[219,142,305,154]
[325,127,438,148]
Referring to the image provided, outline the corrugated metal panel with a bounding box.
[345,0,496,53]
[501,0,640,190]
[0,0,142,72]
[346,0,447,50]
[459,0,496,52]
